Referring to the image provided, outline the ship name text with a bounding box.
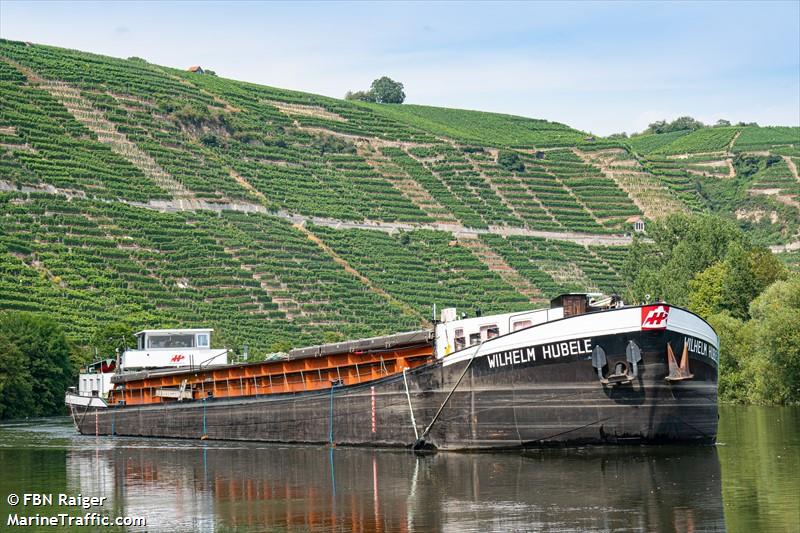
[486,338,592,369]
[685,336,719,364]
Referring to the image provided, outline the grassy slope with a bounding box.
[362,102,591,148]
[626,130,690,155]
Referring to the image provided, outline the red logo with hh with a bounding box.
[170,354,185,363]
[641,305,669,330]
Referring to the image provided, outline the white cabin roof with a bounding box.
[135,328,214,336]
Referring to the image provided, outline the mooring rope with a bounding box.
[413,339,486,450]
[402,368,419,440]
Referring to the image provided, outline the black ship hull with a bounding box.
[71,326,718,450]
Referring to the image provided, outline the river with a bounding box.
[0,406,797,532]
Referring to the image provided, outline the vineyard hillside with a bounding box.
[0,39,798,355]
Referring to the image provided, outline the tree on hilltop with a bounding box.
[345,90,376,103]
[346,76,406,104]
[644,116,705,135]
[370,77,405,103]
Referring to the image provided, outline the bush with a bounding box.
[497,150,525,172]
[345,90,376,103]
[0,312,73,418]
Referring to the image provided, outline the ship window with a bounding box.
[480,324,499,341]
[454,328,466,351]
[148,334,195,349]
[196,334,209,348]
[469,333,481,346]
[513,320,532,331]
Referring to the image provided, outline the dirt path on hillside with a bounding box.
[457,235,548,305]
[294,223,428,326]
[783,156,800,182]
[0,179,635,245]
[727,130,741,152]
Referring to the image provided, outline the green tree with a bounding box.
[708,312,754,403]
[689,247,786,321]
[710,275,800,405]
[719,242,760,319]
[0,333,33,420]
[748,276,800,404]
[369,76,405,104]
[345,90,376,103]
[749,247,788,288]
[688,261,728,320]
[0,313,73,417]
[625,213,745,305]
[89,323,136,360]
[497,150,525,172]
[644,116,705,134]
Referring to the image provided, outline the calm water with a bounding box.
[0,406,797,532]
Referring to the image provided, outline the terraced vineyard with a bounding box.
[627,125,799,247]
[649,127,741,156]
[1,39,798,354]
[363,103,597,148]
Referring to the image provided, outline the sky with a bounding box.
[1,1,798,135]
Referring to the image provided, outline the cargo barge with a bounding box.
[66,294,719,450]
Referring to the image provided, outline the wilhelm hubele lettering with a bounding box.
[685,336,719,364]
[485,338,593,369]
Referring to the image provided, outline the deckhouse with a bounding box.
[122,328,228,369]
[67,328,229,408]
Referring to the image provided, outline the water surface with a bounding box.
[0,406,797,532]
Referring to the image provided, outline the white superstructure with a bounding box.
[66,328,229,410]
[434,307,564,358]
[121,329,228,370]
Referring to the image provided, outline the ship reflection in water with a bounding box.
[66,438,724,532]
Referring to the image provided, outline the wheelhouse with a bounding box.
[135,329,213,350]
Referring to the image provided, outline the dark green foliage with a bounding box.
[733,154,777,179]
[644,116,705,135]
[88,323,137,360]
[720,243,759,319]
[345,90,376,103]
[0,332,34,419]
[369,76,405,104]
[310,134,356,156]
[0,312,72,417]
[624,213,746,305]
[689,246,788,321]
[346,77,405,104]
[712,276,800,405]
[749,277,800,404]
[497,150,525,172]
[624,213,796,405]
[199,133,221,147]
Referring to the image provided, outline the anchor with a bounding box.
[665,342,694,381]
[592,340,642,386]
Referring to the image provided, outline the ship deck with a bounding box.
[109,329,435,406]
